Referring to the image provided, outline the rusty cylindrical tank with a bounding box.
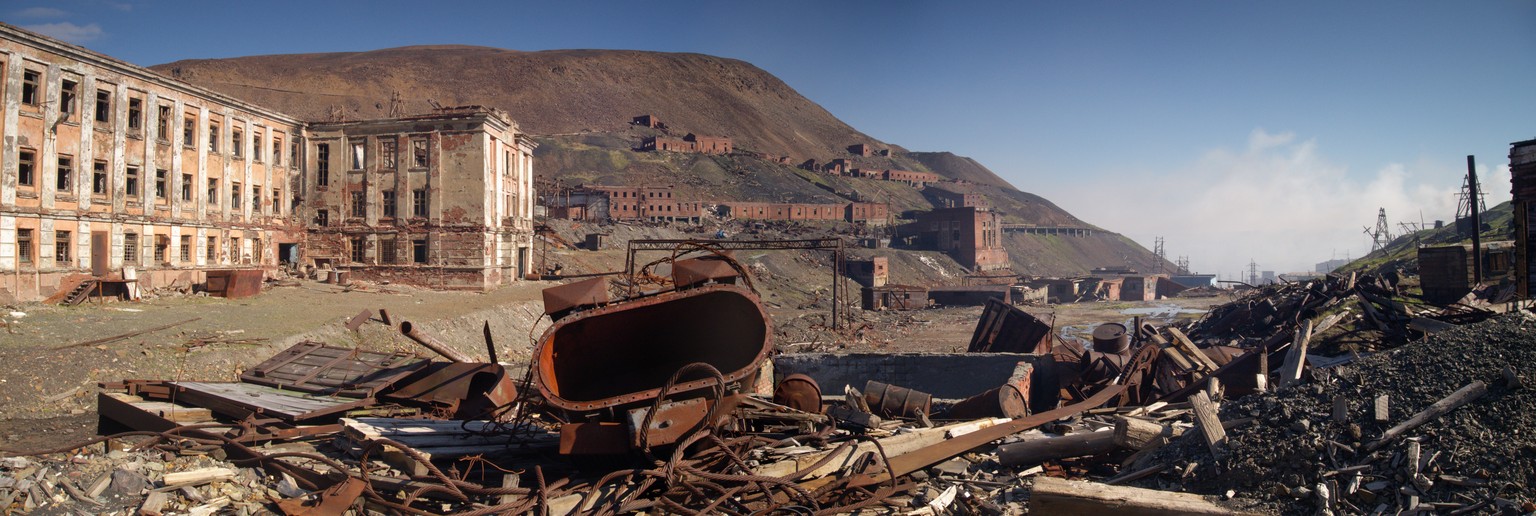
[532,284,773,415]
[773,374,822,414]
[864,380,933,419]
[1092,323,1131,354]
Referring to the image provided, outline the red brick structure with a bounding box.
[640,133,732,155]
[632,114,662,128]
[847,168,940,186]
[721,201,889,225]
[544,184,701,222]
[900,207,1010,272]
[927,188,986,209]
[848,143,873,157]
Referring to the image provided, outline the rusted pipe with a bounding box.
[400,320,474,363]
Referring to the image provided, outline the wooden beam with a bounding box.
[1189,391,1227,460]
[1366,381,1487,452]
[1166,327,1219,373]
[1277,320,1313,390]
[1030,476,1250,515]
[996,430,1118,466]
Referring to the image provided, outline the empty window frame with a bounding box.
[92,161,107,195]
[180,235,192,262]
[272,188,282,215]
[157,105,171,141]
[316,144,330,185]
[182,114,196,147]
[181,174,193,202]
[55,231,71,263]
[253,131,263,161]
[380,139,397,169]
[94,89,111,123]
[232,127,243,158]
[272,136,282,166]
[411,138,429,168]
[382,190,397,218]
[231,182,242,209]
[206,236,216,263]
[207,178,219,205]
[350,140,364,170]
[128,98,143,132]
[208,122,220,153]
[155,169,168,200]
[56,156,73,192]
[60,79,79,118]
[350,236,366,263]
[412,239,428,263]
[155,235,168,263]
[21,69,40,106]
[350,190,365,218]
[412,189,428,218]
[126,166,140,197]
[18,149,35,187]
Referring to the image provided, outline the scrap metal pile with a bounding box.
[1,252,1530,514]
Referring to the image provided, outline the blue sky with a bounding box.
[10,1,1535,277]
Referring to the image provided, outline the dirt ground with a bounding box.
[0,267,1222,456]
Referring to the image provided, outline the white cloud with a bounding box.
[13,7,68,18]
[1074,128,1464,278]
[22,22,104,44]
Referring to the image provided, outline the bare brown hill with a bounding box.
[152,46,881,161]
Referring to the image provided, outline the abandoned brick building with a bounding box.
[925,187,986,209]
[304,107,537,289]
[0,24,536,300]
[640,133,732,155]
[897,206,1010,272]
[543,184,703,222]
[719,201,889,225]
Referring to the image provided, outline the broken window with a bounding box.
[55,231,71,263]
[316,144,330,186]
[21,69,40,106]
[60,79,78,118]
[316,209,329,227]
[208,122,219,153]
[350,236,366,263]
[350,140,364,169]
[351,191,365,218]
[207,178,218,205]
[412,189,427,218]
[206,236,216,263]
[382,190,397,218]
[126,166,140,197]
[155,235,168,263]
[253,189,261,213]
[253,131,263,161]
[272,189,282,215]
[232,182,242,209]
[157,105,171,141]
[180,235,191,262]
[155,169,168,200]
[272,136,282,166]
[181,174,193,202]
[412,239,428,264]
[379,237,396,264]
[17,229,32,264]
[232,128,243,158]
[92,161,107,196]
[56,156,73,192]
[128,98,142,132]
[94,89,112,123]
[412,138,429,168]
[183,114,196,147]
[18,149,35,187]
[123,232,138,262]
[380,139,397,169]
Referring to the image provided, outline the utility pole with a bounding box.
[1468,155,1483,283]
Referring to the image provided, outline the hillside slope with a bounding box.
[153,46,881,161]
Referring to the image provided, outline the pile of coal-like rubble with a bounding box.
[1142,313,1536,515]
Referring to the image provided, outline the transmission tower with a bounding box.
[1175,256,1190,275]
[1248,259,1259,286]
[1455,164,1486,238]
[1153,237,1166,273]
[1362,208,1393,252]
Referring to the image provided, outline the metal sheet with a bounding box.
[542,277,610,317]
[671,256,739,289]
[241,341,429,398]
[382,363,518,419]
[968,298,1054,354]
[170,382,372,423]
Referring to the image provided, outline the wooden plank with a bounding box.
[130,401,213,423]
[1166,328,1219,372]
[1031,476,1251,515]
[1366,381,1487,452]
[996,430,1118,466]
[1189,391,1226,460]
[1277,320,1314,390]
[172,382,365,422]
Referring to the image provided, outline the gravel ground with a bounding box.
[1141,312,1536,514]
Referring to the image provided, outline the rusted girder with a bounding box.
[399,321,475,363]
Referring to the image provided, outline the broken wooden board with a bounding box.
[339,417,558,476]
[1031,476,1252,515]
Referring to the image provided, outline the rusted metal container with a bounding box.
[773,374,823,414]
[671,256,740,289]
[532,284,773,415]
[1092,323,1131,354]
[541,277,610,320]
[944,384,1030,419]
[206,269,264,299]
[864,380,933,419]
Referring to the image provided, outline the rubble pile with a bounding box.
[0,442,285,515]
[1146,313,1536,514]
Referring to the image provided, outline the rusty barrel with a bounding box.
[532,284,772,414]
[773,374,822,414]
[1092,323,1131,354]
[944,383,1030,420]
[863,380,933,419]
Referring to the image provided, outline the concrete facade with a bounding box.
[303,108,536,290]
[0,23,306,302]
